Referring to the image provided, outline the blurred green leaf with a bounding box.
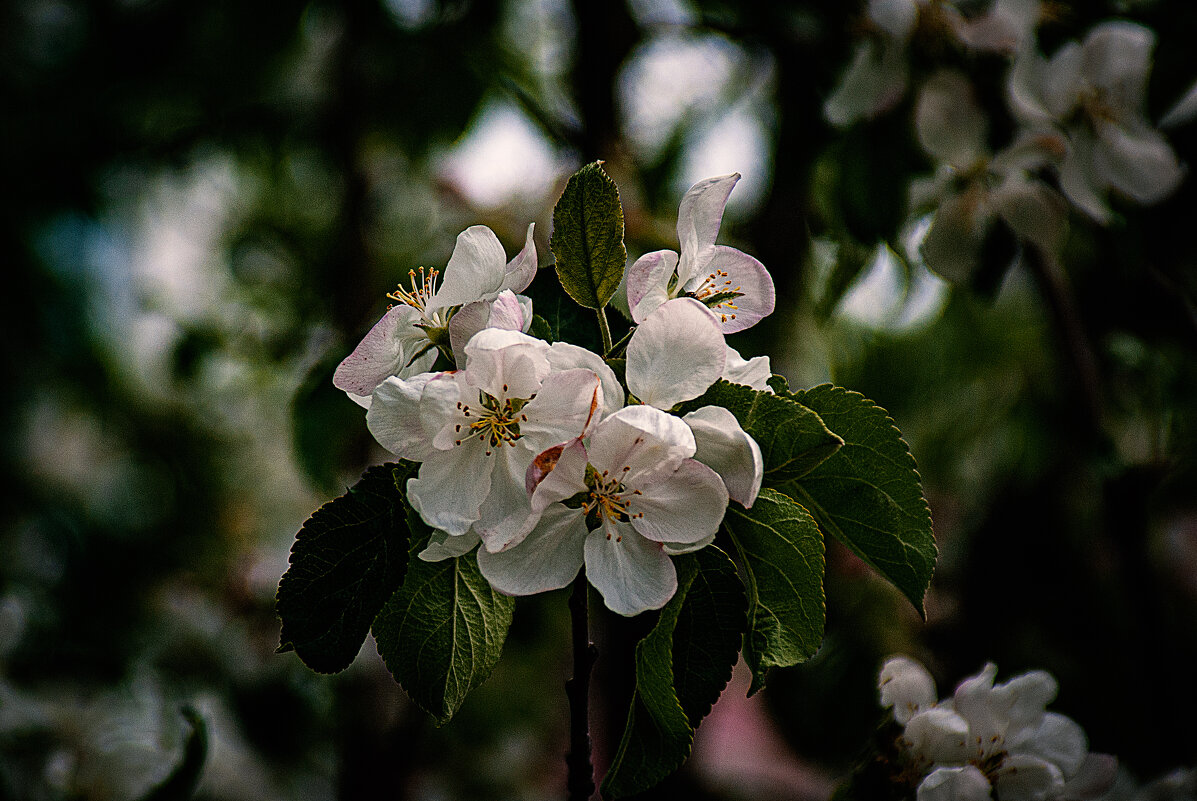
[602,547,746,798]
[528,313,555,343]
[373,532,515,725]
[276,462,415,674]
[786,385,936,615]
[678,380,844,483]
[723,489,826,695]
[550,162,627,311]
[291,350,372,495]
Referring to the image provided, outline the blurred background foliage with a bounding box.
[2,0,1196,798]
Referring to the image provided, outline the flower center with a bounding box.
[581,466,644,537]
[388,266,442,320]
[689,269,743,324]
[451,392,528,455]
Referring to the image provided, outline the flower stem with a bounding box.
[565,572,597,801]
[596,306,614,356]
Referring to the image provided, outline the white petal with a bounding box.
[722,345,772,392]
[868,0,918,41]
[627,249,680,324]
[878,655,938,725]
[585,522,678,616]
[528,439,590,512]
[991,174,1069,256]
[662,533,715,555]
[994,669,1058,729]
[463,328,551,400]
[447,300,491,362]
[547,341,625,416]
[586,405,695,488]
[487,289,527,331]
[333,305,426,396]
[630,458,728,544]
[626,298,726,410]
[366,373,441,460]
[952,663,1005,744]
[1058,131,1113,224]
[990,129,1069,174]
[1161,77,1197,129]
[430,224,507,309]
[919,188,988,283]
[1093,120,1185,205]
[904,707,974,765]
[676,174,740,285]
[951,0,1040,54]
[500,222,537,294]
[916,71,989,170]
[477,504,587,594]
[1042,43,1085,119]
[824,40,909,128]
[994,754,1064,801]
[407,440,492,536]
[475,444,537,553]
[1059,754,1117,799]
[1082,21,1154,113]
[520,368,603,452]
[1006,51,1056,126]
[683,406,763,507]
[691,246,775,333]
[917,766,993,801]
[419,529,482,562]
[1008,712,1088,779]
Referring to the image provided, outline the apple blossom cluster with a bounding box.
[827,0,1195,281]
[878,656,1117,801]
[336,173,775,616]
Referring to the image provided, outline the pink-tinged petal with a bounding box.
[407,440,492,536]
[627,249,680,324]
[521,368,603,452]
[951,0,1040,55]
[722,345,772,391]
[477,504,587,594]
[1082,21,1154,112]
[626,298,726,410]
[824,40,909,128]
[500,222,537,294]
[529,439,590,512]
[463,328,551,400]
[475,445,536,553]
[366,373,441,460]
[916,71,988,171]
[683,406,763,507]
[333,305,424,396]
[676,173,739,285]
[878,656,938,725]
[662,533,715,555]
[1093,120,1185,205]
[586,405,695,487]
[905,708,974,765]
[488,289,527,331]
[516,294,534,332]
[419,529,481,562]
[917,766,993,801]
[693,246,775,333]
[1060,754,1117,800]
[1009,712,1088,779]
[585,522,678,616]
[430,224,507,309]
[447,300,491,362]
[629,457,727,544]
[548,342,625,416]
[994,755,1064,801]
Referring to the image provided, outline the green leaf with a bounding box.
[602,548,746,799]
[528,313,555,343]
[373,534,515,725]
[786,384,936,616]
[276,462,415,674]
[679,379,844,483]
[723,489,826,695]
[550,161,627,310]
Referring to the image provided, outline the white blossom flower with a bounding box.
[880,655,938,725]
[366,327,602,552]
[333,223,537,402]
[476,405,728,616]
[626,174,774,333]
[1007,21,1185,223]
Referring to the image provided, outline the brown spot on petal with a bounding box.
[526,444,565,496]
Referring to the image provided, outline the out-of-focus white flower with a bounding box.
[912,71,1067,282]
[367,328,602,552]
[880,655,938,725]
[477,405,728,615]
[334,224,537,402]
[1007,21,1185,223]
[626,174,775,333]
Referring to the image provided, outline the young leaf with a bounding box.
[786,384,936,616]
[276,462,415,674]
[723,489,826,695]
[550,161,627,310]
[373,538,515,725]
[602,548,746,798]
[679,379,844,483]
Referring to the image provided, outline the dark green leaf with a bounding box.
[679,379,844,483]
[290,349,374,495]
[723,489,826,695]
[276,462,415,674]
[786,384,936,615]
[137,706,207,801]
[602,548,746,798]
[550,161,627,310]
[528,313,554,343]
[373,532,515,725]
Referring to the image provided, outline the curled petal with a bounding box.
[626,298,726,410]
[629,458,728,545]
[917,766,993,801]
[547,341,625,417]
[366,373,441,461]
[334,305,426,395]
[722,345,772,392]
[693,246,775,333]
[994,755,1064,801]
[529,439,590,512]
[662,533,715,555]
[627,249,680,324]
[449,292,531,365]
[878,655,938,725]
[419,529,482,562]
[1008,712,1088,779]
[430,224,507,309]
[586,405,696,487]
[676,173,740,285]
[500,222,537,294]
[463,328,551,401]
[520,368,603,451]
[683,406,763,507]
[477,504,587,594]
[904,707,973,765]
[585,522,677,616]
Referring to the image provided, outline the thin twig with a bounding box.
[565,572,598,801]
